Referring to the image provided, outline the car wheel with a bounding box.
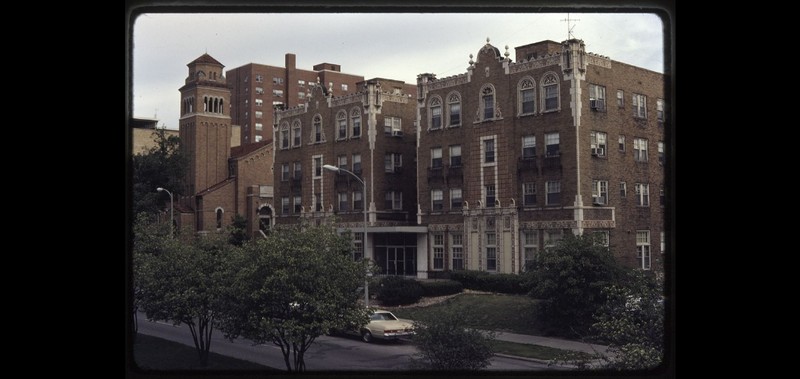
[361,330,373,343]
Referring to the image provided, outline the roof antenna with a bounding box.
[561,13,580,40]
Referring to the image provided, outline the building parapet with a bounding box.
[427,73,469,91]
[585,52,612,69]
[330,92,365,107]
[380,91,410,104]
[277,104,307,118]
[509,53,562,74]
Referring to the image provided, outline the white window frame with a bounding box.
[280,126,289,149]
[619,135,626,152]
[312,155,323,179]
[485,185,496,208]
[431,189,444,212]
[353,191,363,211]
[448,92,461,127]
[518,77,536,116]
[546,181,561,205]
[633,93,647,118]
[281,163,289,181]
[281,197,290,215]
[544,229,564,248]
[273,89,284,98]
[431,147,443,168]
[313,115,323,143]
[592,180,608,205]
[449,145,462,167]
[637,230,651,270]
[523,182,536,206]
[352,153,362,174]
[620,182,627,198]
[255,99,263,107]
[451,233,464,270]
[482,136,496,165]
[351,108,362,138]
[338,192,349,212]
[657,99,665,122]
[522,230,538,270]
[593,231,610,247]
[522,135,536,159]
[432,233,445,270]
[256,122,264,131]
[255,111,263,119]
[385,153,402,173]
[385,191,403,210]
[429,97,442,130]
[634,138,648,162]
[589,84,606,111]
[336,111,348,140]
[486,232,497,271]
[617,90,624,107]
[337,155,347,170]
[292,121,302,147]
[590,131,607,157]
[545,132,560,157]
[541,73,560,112]
[480,85,496,121]
[293,195,302,214]
[450,188,462,209]
[635,183,650,207]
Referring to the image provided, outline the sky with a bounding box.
[131,12,666,130]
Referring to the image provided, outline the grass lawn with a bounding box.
[491,340,592,361]
[391,293,542,335]
[132,334,278,371]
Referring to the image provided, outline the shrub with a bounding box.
[410,308,496,370]
[449,270,527,294]
[376,276,423,306]
[420,280,463,297]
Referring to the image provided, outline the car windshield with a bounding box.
[370,312,398,321]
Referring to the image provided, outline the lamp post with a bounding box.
[322,164,369,308]
[156,187,173,237]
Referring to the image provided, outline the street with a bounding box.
[134,313,559,372]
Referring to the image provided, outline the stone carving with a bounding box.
[509,55,561,74]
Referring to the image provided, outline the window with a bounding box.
[341,84,348,91]
[353,233,363,261]
[523,182,536,206]
[281,197,290,215]
[522,136,536,159]
[620,182,627,198]
[255,135,263,142]
[657,99,665,122]
[619,135,626,151]
[315,193,322,212]
[448,93,461,126]
[293,162,302,179]
[313,115,323,143]
[451,233,464,270]
[298,92,305,100]
[256,123,263,131]
[352,154,362,174]
[338,192,349,211]
[450,188,463,209]
[384,117,402,135]
[431,189,443,211]
[273,77,283,84]
[633,93,647,118]
[484,139,495,163]
[658,142,665,165]
[313,157,322,178]
[481,85,495,120]
[546,181,561,205]
[385,191,403,210]
[255,111,263,119]
[255,74,263,83]
[590,131,607,157]
[429,97,442,129]
[545,133,560,157]
[450,145,462,167]
[660,188,665,206]
[485,185,496,207]
[280,128,289,149]
[353,191,363,210]
[634,138,648,162]
[337,155,347,171]
[542,73,559,111]
[635,183,650,207]
[292,122,301,146]
[216,208,223,230]
[337,112,347,140]
[255,99,263,107]
[293,196,302,213]
[432,233,444,270]
[351,109,361,137]
[385,153,402,173]
[589,84,606,111]
[593,231,610,247]
[617,90,624,107]
[281,163,289,181]
[519,78,536,115]
[637,230,651,270]
[431,147,442,168]
[660,231,665,254]
[298,80,305,87]
[522,230,538,270]
[255,87,264,95]
[592,180,608,205]
[486,233,497,271]
[544,229,563,248]
[273,89,284,98]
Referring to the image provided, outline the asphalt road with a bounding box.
[134,313,559,372]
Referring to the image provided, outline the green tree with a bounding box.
[525,233,623,337]
[409,308,496,370]
[220,224,370,372]
[132,129,188,215]
[134,224,235,366]
[589,270,664,370]
[227,214,249,246]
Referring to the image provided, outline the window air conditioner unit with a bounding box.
[593,197,605,205]
[591,147,604,156]
[392,130,403,137]
[590,99,598,109]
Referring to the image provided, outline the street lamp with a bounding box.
[322,164,369,308]
[156,187,174,237]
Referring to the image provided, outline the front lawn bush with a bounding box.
[420,280,463,297]
[376,276,423,306]
[449,270,527,294]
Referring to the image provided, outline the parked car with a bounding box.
[348,310,415,343]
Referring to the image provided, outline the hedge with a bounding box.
[448,270,527,294]
[420,280,464,297]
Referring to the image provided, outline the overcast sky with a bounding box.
[131,12,665,129]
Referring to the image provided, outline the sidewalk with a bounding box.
[492,331,608,355]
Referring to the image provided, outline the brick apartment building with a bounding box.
[226,54,366,146]
[175,53,275,238]
[415,39,665,276]
[273,77,423,276]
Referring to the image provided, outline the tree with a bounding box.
[409,308,496,370]
[525,234,623,337]
[589,270,665,370]
[134,222,235,366]
[131,128,188,215]
[227,214,249,246]
[220,224,370,372]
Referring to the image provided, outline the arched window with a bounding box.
[541,73,560,112]
[313,114,323,143]
[291,120,302,147]
[196,71,205,80]
[259,206,272,234]
[447,92,461,127]
[219,98,224,114]
[350,108,361,137]
[215,208,224,230]
[428,97,442,130]
[480,85,495,121]
[203,96,208,112]
[279,122,290,149]
[518,77,536,115]
[336,111,348,140]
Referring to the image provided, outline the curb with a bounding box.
[494,353,551,365]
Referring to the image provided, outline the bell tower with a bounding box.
[178,53,232,196]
